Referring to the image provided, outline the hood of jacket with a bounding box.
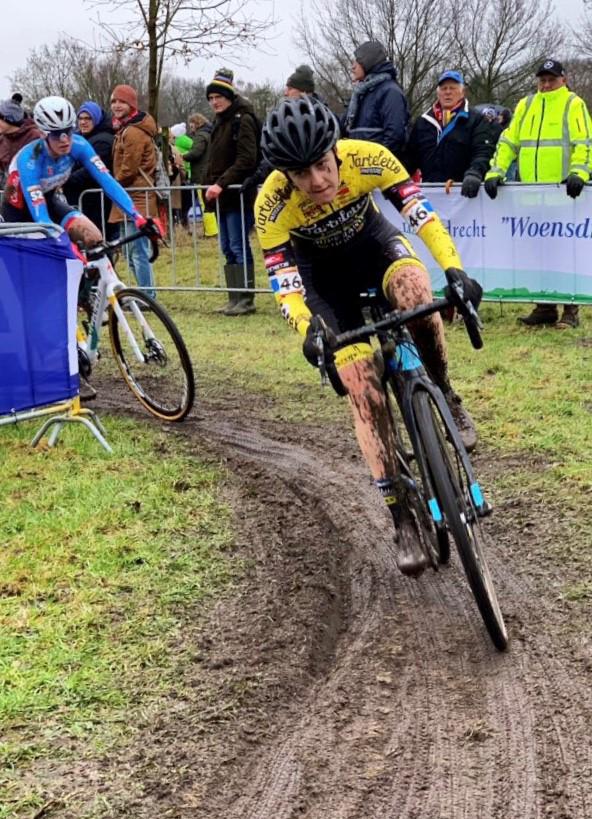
[366,59,398,84]
[4,117,41,143]
[122,110,157,138]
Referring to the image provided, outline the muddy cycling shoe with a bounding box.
[392,507,430,577]
[443,389,477,453]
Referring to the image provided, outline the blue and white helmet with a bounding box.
[33,96,76,133]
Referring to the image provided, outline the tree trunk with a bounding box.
[147,0,159,122]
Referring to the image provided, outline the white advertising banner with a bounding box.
[376,183,592,303]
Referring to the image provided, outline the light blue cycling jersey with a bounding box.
[5,134,139,226]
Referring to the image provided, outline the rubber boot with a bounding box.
[224,264,256,316]
[214,264,242,314]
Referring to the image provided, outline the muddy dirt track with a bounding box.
[85,379,592,819]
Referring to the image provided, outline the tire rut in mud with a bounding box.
[85,380,592,819]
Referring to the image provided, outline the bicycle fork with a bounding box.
[385,340,491,527]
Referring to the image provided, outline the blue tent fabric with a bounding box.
[0,231,81,414]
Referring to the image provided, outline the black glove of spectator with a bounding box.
[461,172,481,198]
[444,268,483,312]
[566,174,585,199]
[240,175,258,195]
[484,176,501,200]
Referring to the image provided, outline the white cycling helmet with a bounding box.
[33,96,76,133]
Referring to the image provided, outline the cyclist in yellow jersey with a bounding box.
[255,97,482,575]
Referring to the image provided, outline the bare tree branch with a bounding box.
[84,0,274,119]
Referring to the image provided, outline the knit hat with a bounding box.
[206,68,237,101]
[354,41,387,73]
[170,122,187,138]
[111,84,138,110]
[77,101,102,127]
[286,64,315,93]
[0,99,25,125]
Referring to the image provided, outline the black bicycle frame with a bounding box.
[336,291,489,524]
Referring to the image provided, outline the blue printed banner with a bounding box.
[376,184,592,303]
[0,229,83,415]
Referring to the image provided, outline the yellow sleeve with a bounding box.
[568,97,592,181]
[417,215,462,270]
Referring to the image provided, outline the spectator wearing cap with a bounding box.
[108,83,159,298]
[342,40,410,155]
[485,59,592,328]
[0,98,41,187]
[403,70,495,197]
[205,68,259,316]
[63,101,116,238]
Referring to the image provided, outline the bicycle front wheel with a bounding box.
[109,288,195,421]
[412,389,508,651]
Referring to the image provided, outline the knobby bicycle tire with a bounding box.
[412,389,508,651]
[384,381,442,570]
[108,288,195,421]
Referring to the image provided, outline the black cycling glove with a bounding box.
[302,318,347,396]
[461,172,481,199]
[566,174,585,199]
[444,268,483,311]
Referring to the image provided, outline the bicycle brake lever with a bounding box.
[313,330,329,386]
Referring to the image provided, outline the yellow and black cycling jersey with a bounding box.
[254,138,462,337]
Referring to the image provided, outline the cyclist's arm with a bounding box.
[73,136,139,220]
[262,240,312,335]
[383,178,463,270]
[14,145,55,224]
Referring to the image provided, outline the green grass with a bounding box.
[2,230,592,814]
[0,419,234,816]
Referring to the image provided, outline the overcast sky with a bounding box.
[0,0,587,99]
[0,0,309,97]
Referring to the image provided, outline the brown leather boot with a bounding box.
[556,305,580,329]
[517,304,558,326]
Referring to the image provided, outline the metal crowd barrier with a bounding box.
[79,183,264,295]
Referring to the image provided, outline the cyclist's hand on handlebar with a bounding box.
[444,268,484,349]
[134,214,164,240]
[444,267,482,312]
[303,316,337,368]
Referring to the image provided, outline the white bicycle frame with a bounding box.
[78,254,157,367]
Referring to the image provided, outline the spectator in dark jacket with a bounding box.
[183,113,212,185]
[63,101,116,238]
[404,71,495,197]
[205,68,259,316]
[342,40,410,155]
[0,99,42,188]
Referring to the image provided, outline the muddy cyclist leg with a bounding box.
[336,345,429,576]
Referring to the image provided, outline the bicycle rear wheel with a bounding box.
[109,288,195,421]
[412,389,508,651]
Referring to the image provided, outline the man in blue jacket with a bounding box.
[342,40,410,156]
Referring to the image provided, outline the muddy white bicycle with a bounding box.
[78,224,195,421]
